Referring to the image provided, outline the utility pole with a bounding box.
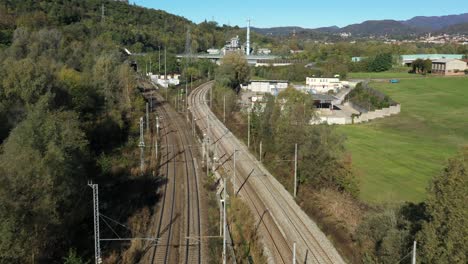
[223,94,226,123]
[247,109,251,148]
[185,79,188,121]
[155,115,160,136]
[192,116,196,136]
[155,115,159,160]
[233,149,237,195]
[206,136,210,177]
[222,179,227,264]
[88,183,102,264]
[146,102,149,132]
[158,46,161,74]
[207,115,211,138]
[139,117,145,172]
[293,242,296,264]
[210,86,213,109]
[101,4,105,24]
[294,143,298,198]
[259,141,262,162]
[412,241,417,264]
[164,47,167,80]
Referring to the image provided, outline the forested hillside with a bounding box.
[0,0,245,263]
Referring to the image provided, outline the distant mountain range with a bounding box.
[251,13,468,38]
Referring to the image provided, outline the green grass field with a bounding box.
[337,77,468,203]
[347,71,424,79]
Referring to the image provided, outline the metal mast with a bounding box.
[246,19,251,55]
[88,183,102,264]
[146,102,149,132]
[139,117,145,172]
[294,143,298,198]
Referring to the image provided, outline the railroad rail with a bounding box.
[141,90,203,264]
[189,81,346,264]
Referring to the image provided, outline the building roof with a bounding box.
[250,80,289,83]
[312,94,338,102]
[401,54,464,61]
[432,59,464,63]
[176,53,279,60]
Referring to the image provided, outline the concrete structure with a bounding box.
[306,78,342,93]
[401,54,464,66]
[431,59,467,75]
[241,80,289,95]
[150,74,180,88]
[311,104,401,125]
[257,48,272,55]
[176,53,280,66]
[207,48,220,55]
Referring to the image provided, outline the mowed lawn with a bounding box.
[337,77,468,203]
[348,71,423,79]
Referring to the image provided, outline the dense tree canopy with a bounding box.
[417,148,468,264]
[216,52,250,89]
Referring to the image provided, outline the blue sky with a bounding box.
[133,0,468,28]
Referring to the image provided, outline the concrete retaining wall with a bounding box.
[353,104,401,124]
[311,104,400,125]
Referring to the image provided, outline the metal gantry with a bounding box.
[88,183,159,264]
[88,183,102,264]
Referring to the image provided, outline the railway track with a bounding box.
[189,81,346,264]
[141,90,203,264]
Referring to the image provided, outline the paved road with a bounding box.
[189,81,346,264]
[140,90,204,264]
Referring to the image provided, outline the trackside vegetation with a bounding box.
[207,53,468,263]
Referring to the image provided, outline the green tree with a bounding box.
[63,249,89,264]
[411,59,424,73]
[422,59,432,74]
[368,53,392,72]
[416,148,468,264]
[216,52,250,90]
[0,103,88,263]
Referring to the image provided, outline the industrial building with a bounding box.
[431,59,468,75]
[306,78,343,93]
[241,80,289,95]
[401,54,464,66]
[177,19,280,66]
[150,74,180,88]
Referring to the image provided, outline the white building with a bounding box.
[207,48,220,55]
[241,80,289,95]
[257,48,272,55]
[150,74,180,88]
[306,78,342,93]
[432,59,468,75]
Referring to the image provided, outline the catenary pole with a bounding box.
[247,109,251,147]
[259,141,262,162]
[139,117,145,172]
[294,143,298,198]
[293,242,296,264]
[233,149,237,195]
[223,94,226,123]
[88,183,102,264]
[146,102,149,131]
[222,179,227,264]
[412,241,417,264]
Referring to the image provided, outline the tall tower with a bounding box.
[246,19,251,56]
